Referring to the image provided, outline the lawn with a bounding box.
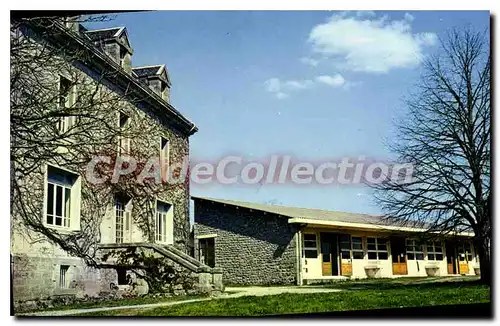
[77,280,490,316]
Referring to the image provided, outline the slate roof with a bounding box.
[192,196,400,227]
[132,65,163,78]
[84,27,122,41]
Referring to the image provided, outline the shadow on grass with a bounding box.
[319,277,483,291]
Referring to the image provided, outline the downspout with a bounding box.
[296,228,303,286]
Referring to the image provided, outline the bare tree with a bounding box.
[372,28,491,284]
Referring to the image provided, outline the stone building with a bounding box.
[193,196,480,285]
[10,16,221,309]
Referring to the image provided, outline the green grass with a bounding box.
[315,276,480,290]
[77,281,490,316]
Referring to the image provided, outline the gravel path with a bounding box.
[18,286,342,317]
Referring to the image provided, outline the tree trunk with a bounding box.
[475,235,491,285]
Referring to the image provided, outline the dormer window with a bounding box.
[131,65,171,103]
[120,46,127,69]
[84,27,133,72]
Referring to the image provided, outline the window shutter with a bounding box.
[166,210,174,245]
[124,210,131,231]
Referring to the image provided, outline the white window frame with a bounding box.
[427,241,444,261]
[44,165,81,231]
[59,265,69,288]
[115,196,132,244]
[406,239,424,260]
[351,236,364,260]
[303,233,318,258]
[57,75,77,134]
[366,237,388,260]
[155,200,173,245]
[339,234,351,260]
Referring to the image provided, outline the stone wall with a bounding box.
[194,200,299,285]
[11,253,118,311]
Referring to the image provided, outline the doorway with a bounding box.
[446,240,458,274]
[199,237,215,267]
[320,233,339,276]
[391,237,408,275]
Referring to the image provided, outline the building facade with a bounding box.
[10,17,221,307]
[193,196,480,285]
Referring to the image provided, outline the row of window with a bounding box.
[46,165,172,243]
[303,234,473,261]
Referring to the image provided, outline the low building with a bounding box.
[193,196,480,285]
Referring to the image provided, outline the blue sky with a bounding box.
[85,10,489,219]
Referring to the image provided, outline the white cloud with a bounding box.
[284,79,314,90]
[264,74,357,99]
[275,92,289,99]
[308,12,437,73]
[404,12,415,22]
[315,74,345,87]
[356,11,376,18]
[264,78,281,93]
[300,57,320,66]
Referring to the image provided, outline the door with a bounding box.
[321,241,332,276]
[320,233,339,276]
[457,241,471,274]
[199,238,215,267]
[446,240,458,274]
[391,237,408,275]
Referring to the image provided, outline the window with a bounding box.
[303,234,318,258]
[59,265,69,288]
[339,235,363,260]
[458,241,473,262]
[367,237,388,260]
[117,268,128,285]
[160,137,169,180]
[199,238,215,267]
[46,166,76,228]
[406,239,424,260]
[118,112,130,155]
[156,201,171,243]
[340,235,351,259]
[119,47,127,68]
[115,195,131,244]
[351,237,364,259]
[427,241,444,261]
[57,76,76,133]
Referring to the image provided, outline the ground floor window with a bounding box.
[117,268,129,285]
[339,235,364,259]
[199,237,215,267]
[367,237,388,260]
[303,233,318,258]
[406,239,424,260]
[352,237,364,259]
[59,265,69,288]
[427,241,444,261]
